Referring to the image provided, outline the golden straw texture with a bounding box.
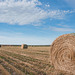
[50,34,75,74]
[21,44,28,49]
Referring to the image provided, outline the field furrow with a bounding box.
[0,46,72,75]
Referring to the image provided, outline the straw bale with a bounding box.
[21,44,28,49]
[50,34,75,74]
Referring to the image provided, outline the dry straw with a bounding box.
[21,44,28,49]
[50,34,75,74]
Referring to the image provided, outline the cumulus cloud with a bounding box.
[0,0,73,25]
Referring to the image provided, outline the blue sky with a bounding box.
[0,0,75,45]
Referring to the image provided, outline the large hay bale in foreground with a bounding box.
[21,44,28,49]
[50,34,75,74]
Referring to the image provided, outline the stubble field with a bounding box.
[0,46,73,75]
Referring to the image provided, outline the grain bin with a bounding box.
[21,44,28,49]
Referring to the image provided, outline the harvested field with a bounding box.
[0,46,74,75]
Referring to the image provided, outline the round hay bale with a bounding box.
[21,44,28,49]
[0,45,1,47]
[50,34,75,74]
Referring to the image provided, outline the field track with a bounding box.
[0,46,73,75]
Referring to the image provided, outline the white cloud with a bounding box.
[50,26,74,32]
[45,4,50,7]
[57,24,72,27]
[48,10,71,19]
[0,0,73,25]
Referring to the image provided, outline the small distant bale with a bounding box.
[21,44,28,49]
[0,45,1,47]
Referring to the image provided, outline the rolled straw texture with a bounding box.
[21,44,28,49]
[50,34,75,74]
